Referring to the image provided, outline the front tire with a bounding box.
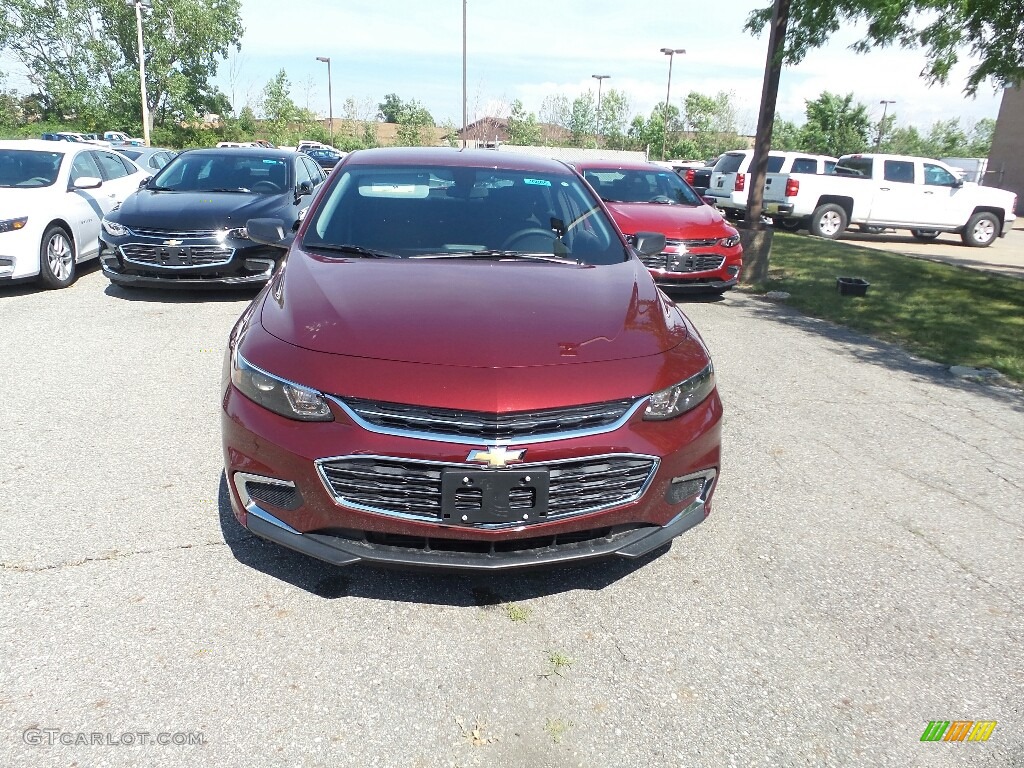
[809,204,848,239]
[910,229,940,242]
[38,225,76,289]
[960,212,999,247]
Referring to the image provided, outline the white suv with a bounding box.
[707,150,837,219]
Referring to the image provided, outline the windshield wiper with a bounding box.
[411,250,577,263]
[207,187,251,193]
[304,243,401,259]
[148,184,175,191]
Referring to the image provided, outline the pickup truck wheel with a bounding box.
[910,229,940,241]
[809,204,848,239]
[960,212,999,247]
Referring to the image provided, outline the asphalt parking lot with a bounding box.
[2,266,1023,767]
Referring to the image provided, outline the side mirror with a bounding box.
[295,180,314,199]
[247,218,294,249]
[953,177,964,188]
[633,231,667,256]
[702,195,718,207]
[138,176,151,189]
[71,176,102,190]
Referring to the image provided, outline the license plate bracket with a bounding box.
[440,468,549,526]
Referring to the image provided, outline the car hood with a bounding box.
[604,201,729,239]
[111,189,291,229]
[260,251,690,368]
[0,186,58,207]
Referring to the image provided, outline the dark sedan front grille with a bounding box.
[129,227,224,238]
[317,455,658,524]
[640,252,725,273]
[120,243,234,267]
[338,397,639,441]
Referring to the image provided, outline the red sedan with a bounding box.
[222,148,722,570]
[574,160,743,293]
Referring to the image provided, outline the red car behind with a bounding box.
[222,148,722,570]
[574,160,743,293]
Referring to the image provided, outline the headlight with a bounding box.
[643,363,715,421]
[101,218,130,237]
[0,216,28,234]
[719,233,741,248]
[231,350,333,421]
[222,227,250,240]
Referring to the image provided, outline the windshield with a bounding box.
[150,152,291,193]
[302,164,629,265]
[0,149,63,188]
[583,168,703,206]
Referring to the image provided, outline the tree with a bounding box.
[261,70,297,129]
[568,92,596,147]
[771,115,803,151]
[0,0,243,131]
[506,99,541,146]
[746,0,1024,95]
[967,118,996,156]
[598,89,631,148]
[378,93,405,123]
[683,90,743,159]
[799,91,870,156]
[395,100,435,146]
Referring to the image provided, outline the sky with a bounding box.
[3,0,1007,133]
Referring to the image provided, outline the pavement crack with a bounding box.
[0,540,230,573]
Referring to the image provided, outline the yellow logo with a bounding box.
[466,446,526,468]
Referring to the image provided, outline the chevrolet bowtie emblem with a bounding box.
[466,446,526,468]
[163,239,183,246]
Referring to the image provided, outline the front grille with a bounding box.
[129,227,223,238]
[339,397,639,442]
[667,238,719,248]
[120,243,234,267]
[246,481,303,511]
[640,252,725,273]
[317,454,659,524]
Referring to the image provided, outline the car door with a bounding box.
[866,159,924,225]
[65,150,108,259]
[916,162,963,227]
[91,149,147,209]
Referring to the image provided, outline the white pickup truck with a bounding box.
[707,150,837,220]
[763,153,1018,247]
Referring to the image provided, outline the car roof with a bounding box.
[177,147,299,160]
[343,147,573,174]
[0,138,88,152]
[573,159,680,173]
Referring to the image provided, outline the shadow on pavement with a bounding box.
[727,293,1024,414]
[103,282,262,304]
[216,473,665,604]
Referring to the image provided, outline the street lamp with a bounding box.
[316,56,334,147]
[592,74,609,139]
[127,0,152,146]
[659,47,685,160]
[462,0,468,148]
[876,99,895,150]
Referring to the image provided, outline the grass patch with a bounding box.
[539,650,574,680]
[504,603,531,623]
[749,233,1024,383]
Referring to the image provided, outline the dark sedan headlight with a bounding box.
[643,363,715,420]
[231,350,333,421]
[101,218,130,237]
[222,227,250,240]
[719,233,741,248]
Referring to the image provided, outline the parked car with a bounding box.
[300,146,345,172]
[114,146,178,173]
[574,160,742,294]
[762,153,1018,246]
[0,139,151,288]
[707,150,837,219]
[104,131,145,147]
[57,132,114,149]
[221,147,722,570]
[99,147,327,288]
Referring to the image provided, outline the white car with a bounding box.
[0,139,151,288]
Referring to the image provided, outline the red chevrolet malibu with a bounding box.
[574,160,743,293]
[222,148,722,570]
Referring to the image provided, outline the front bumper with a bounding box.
[223,374,722,571]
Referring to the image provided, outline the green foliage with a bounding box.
[879,117,995,157]
[567,92,596,147]
[683,90,744,159]
[598,88,631,147]
[799,91,870,156]
[0,0,242,129]
[772,116,803,151]
[506,99,542,145]
[394,99,436,146]
[746,0,1024,95]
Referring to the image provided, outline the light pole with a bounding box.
[316,56,334,147]
[127,0,152,146]
[659,47,685,160]
[592,74,609,140]
[876,99,895,150]
[462,0,467,148]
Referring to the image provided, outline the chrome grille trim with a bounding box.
[120,243,234,268]
[315,453,660,528]
[666,238,719,248]
[640,253,726,273]
[129,227,224,238]
[329,396,648,446]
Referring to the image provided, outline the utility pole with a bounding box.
[875,100,895,150]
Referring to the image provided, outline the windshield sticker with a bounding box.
[263,159,283,165]
[524,178,551,187]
